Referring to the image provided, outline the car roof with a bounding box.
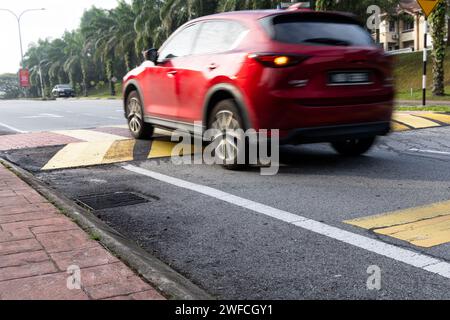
[192,9,357,23]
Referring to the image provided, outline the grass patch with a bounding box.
[84,83,122,100]
[89,232,101,241]
[394,48,450,100]
[396,105,450,112]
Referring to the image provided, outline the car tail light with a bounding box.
[248,53,309,68]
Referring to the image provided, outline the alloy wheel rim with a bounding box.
[211,110,242,163]
[127,97,142,134]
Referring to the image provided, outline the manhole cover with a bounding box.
[75,192,149,210]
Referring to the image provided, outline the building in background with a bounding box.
[377,0,447,53]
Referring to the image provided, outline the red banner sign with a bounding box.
[19,69,30,88]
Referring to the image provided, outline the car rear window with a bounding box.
[262,14,374,47]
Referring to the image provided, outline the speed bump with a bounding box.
[345,200,450,248]
[42,139,200,171]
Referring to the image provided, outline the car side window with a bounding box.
[193,21,247,55]
[158,24,200,61]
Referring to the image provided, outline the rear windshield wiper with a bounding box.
[301,38,350,46]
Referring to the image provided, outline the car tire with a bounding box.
[207,99,249,170]
[331,137,376,156]
[126,91,154,139]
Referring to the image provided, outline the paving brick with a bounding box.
[0,203,57,216]
[82,263,151,299]
[0,196,30,208]
[0,132,81,152]
[0,261,57,281]
[50,245,119,270]
[1,217,70,233]
[0,228,34,243]
[0,250,49,268]
[36,229,98,253]
[0,272,89,300]
[0,239,42,256]
[130,290,165,300]
[13,190,47,204]
[31,221,79,235]
[0,212,56,224]
[0,164,162,300]
[0,191,16,198]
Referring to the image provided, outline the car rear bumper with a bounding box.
[279,121,391,145]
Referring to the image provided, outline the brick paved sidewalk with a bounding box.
[0,163,165,300]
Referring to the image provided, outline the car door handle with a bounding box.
[167,71,177,77]
[208,63,218,70]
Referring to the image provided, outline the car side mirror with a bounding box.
[143,48,158,64]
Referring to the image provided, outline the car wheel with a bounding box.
[208,99,248,170]
[126,91,154,139]
[331,137,376,156]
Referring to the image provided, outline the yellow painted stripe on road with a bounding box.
[417,113,450,125]
[102,140,136,163]
[391,121,410,132]
[42,140,115,170]
[345,200,450,229]
[345,200,450,248]
[375,215,450,248]
[392,114,441,129]
[53,129,127,142]
[147,140,198,158]
[41,138,200,171]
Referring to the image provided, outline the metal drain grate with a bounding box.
[75,192,149,210]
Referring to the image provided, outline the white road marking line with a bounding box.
[0,122,28,133]
[21,113,63,119]
[408,148,450,156]
[122,164,450,279]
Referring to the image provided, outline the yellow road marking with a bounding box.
[376,215,450,248]
[41,139,201,171]
[103,140,136,163]
[392,114,441,129]
[42,140,115,170]
[416,113,450,125]
[391,121,410,132]
[148,141,178,158]
[346,200,450,229]
[345,200,450,248]
[53,130,127,142]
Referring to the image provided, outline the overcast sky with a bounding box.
[0,0,121,74]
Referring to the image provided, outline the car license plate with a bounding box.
[328,72,371,85]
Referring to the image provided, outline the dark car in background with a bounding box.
[52,84,75,98]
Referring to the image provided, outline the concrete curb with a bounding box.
[0,158,213,301]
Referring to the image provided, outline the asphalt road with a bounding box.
[0,98,123,133]
[1,99,450,299]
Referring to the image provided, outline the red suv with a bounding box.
[123,9,394,164]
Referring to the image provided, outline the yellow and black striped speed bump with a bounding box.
[41,138,200,171]
[34,112,450,171]
[392,112,450,131]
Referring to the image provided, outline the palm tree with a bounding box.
[315,0,335,10]
[111,1,138,71]
[429,0,448,96]
[81,7,117,95]
[133,0,164,53]
[159,0,219,43]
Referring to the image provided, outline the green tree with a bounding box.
[81,7,117,95]
[315,0,335,10]
[429,0,448,96]
[0,74,21,99]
